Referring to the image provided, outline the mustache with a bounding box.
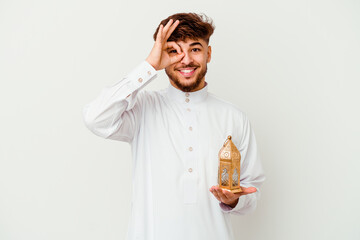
[175,64,199,69]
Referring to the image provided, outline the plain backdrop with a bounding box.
[0,0,359,239]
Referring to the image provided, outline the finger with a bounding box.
[223,190,237,200]
[165,42,182,54]
[156,24,164,43]
[210,185,217,191]
[162,19,174,39]
[210,188,221,201]
[215,188,229,202]
[169,52,184,65]
[165,19,180,40]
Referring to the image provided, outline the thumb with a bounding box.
[241,186,257,194]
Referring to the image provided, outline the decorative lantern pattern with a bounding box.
[218,135,242,193]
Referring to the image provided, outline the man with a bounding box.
[83,13,265,240]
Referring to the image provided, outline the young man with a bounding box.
[83,13,265,240]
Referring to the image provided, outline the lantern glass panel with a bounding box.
[232,168,239,186]
[221,167,229,186]
[220,162,231,187]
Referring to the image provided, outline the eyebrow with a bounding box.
[189,42,203,47]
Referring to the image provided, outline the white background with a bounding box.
[1,0,359,239]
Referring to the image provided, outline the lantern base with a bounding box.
[220,187,242,194]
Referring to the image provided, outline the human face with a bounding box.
[165,38,212,92]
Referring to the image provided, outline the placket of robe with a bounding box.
[182,96,199,204]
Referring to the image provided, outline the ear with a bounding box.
[207,45,212,63]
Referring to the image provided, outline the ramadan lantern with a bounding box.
[218,136,242,193]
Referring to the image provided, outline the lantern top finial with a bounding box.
[227,135,232,140]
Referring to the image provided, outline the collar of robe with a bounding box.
[166,81,209,104]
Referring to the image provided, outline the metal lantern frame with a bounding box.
[218,135,242,193]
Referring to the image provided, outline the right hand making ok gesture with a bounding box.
[146,19,185,71]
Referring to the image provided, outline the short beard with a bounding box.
[165,64,207,92]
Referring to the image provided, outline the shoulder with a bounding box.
[140,88,165,99]
[136,88,167,107]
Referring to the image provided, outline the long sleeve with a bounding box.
[82,61,157,143]
[219,114,265,215]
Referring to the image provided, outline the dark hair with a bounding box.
[153,13,215,44]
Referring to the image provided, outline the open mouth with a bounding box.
[178,68,197,77]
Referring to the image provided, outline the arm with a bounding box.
[82,62,157,142]
[83,19,185,142]
[210,115,265,215]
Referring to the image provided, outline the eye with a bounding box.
[192,48,201,52]
[168,49,177,54]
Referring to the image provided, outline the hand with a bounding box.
[146,19,184,71]
[209,185,257,208]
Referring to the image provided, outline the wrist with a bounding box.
[225,199,239,209]
[145,58,158,71]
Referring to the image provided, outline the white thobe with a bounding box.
[82,61,265,240]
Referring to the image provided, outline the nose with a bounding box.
[180,52,193,65]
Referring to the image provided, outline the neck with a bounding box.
[169,78,206,92]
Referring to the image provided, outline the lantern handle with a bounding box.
[223,135,232,146]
